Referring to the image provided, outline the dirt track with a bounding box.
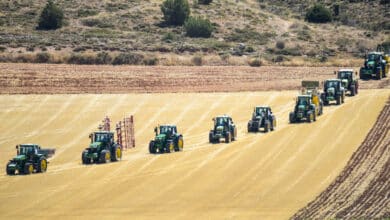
[0,90,388,219]
[0,63,389,94]
[292,98,390,219]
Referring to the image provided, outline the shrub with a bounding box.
[184,16,212,38]
[37,0,64,30]
[161,0,190,26]
[198,0,213,4]
[276,40,285,50]
[305,4,332,23]
[35,52,51,63]
[68,53,95,65]
[191,55,203,66]
[96,52,112,64]
[112,53,144,65]
[143,57,159,66]
[248,58,262,67]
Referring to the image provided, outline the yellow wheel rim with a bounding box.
[41,160,47,171]
[105,152,110,161]
[178,139,183,149]
[29,165,33,174]
[170,143,174,152]
[116,148,121,159]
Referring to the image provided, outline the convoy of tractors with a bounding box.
[4,50,390,175]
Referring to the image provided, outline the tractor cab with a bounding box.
[155,125,177,137]
[337,69,353,87]
[90,132,114,143]
[213,116,231,130]
[253,106,271,119]
[297,95,311,107]
[17,144,39,156]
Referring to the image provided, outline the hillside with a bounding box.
[0,0,389,65]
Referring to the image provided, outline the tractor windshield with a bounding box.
[326,81,339,88]
[94,133,110,142]
[215,117,227,127]
[338,71,352,79]
[19,145,36,155]
[255,107,266,116]
[297,97,309,106]
[160,126,174,135]
[367,54,378,61]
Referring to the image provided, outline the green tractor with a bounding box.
[360,52,388,80]
[209,115,237,143]
[81,131,122,164]
[321,79,345,105]
[6,144,55,175]
[335,69,359,96]
[289,95,318,123]
[149,125,184,154]
[247,106,276,132]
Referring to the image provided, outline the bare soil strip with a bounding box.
[0,63,388,94]
[291,97,390,219]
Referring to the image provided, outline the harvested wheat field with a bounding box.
[0,89,389,219]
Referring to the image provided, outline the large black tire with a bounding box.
[82,151,91,164]
[23,163,33,175]
[289,112,295,124]
[247,124,251,133]
[336,95,341,105]
[99,150,110,163]
[149,141,156,154]
[271,119,275,131]
[225,132,231,143]
[313,112,317,122]
[175,136,184,152]
[111,145,122,162]
[351,85,356,96]
[232,128,237,141]
[6,163,15,175]
[37,158,47,173]
[342,94,345,103]
[165,141,174,153]
[356,82,359,94]
[264,120,270,133]
[209,132,214,143]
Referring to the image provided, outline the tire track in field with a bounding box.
[291,96,390,219]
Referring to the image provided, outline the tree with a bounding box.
[161,0,190,26]
[37,0,64,30]
[305,4,332,23]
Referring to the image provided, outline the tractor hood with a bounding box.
[156,134,166,140]
[89,142,103,148]
[367,60,375,67]
[216,126,224,132]
[12,155,26,161]
[298,105,306,112]
[327,87,335,94]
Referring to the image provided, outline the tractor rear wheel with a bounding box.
[209,132,214,143]
[23,163,33,175]
[175,137,184,152]
[149,141,156,154]
[37,158,47,173]
[336,96,341,105]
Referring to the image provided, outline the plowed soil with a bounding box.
[291,98,390,219]
[0,63,389,94]
[0,89,388,219]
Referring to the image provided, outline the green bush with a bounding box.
[112,53,144,65]
[248,58,262,67]
[305,4,332,23]
[161,0,190,26]
[37,0,64,30]
[35,52,51,63]
[184,16,213,38]
[198,0,213,4]
[96,52,112,64]
[68,53,95,65]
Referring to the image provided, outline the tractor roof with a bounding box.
[94,131,113,134]
[326,79,341,82]
[160,124,176,127]
[215,114,230,118]
[339,69,353,72]
[255,106,270,109]
[20,144,37,147]
[298,95,311,98]
[368,51,383,55]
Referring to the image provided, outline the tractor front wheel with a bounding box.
[111,145,122,162]
[149,141,156,154]
[351,85,356,96]
[6,163,15,175]
[99,151,110,163]
[264,121,270,133]
[225,132,231,143]
[165,142,174,153]
[209,132,214,143]
[23,163,33,175]
[289,112,295,124]
[336,96,341,105]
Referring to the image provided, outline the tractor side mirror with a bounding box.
[154,127,158,135]
[15,145,18,150]
[212,118,215,121]
[334,71,337,75]
[355,71,358,76]
[89,133,92,139]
